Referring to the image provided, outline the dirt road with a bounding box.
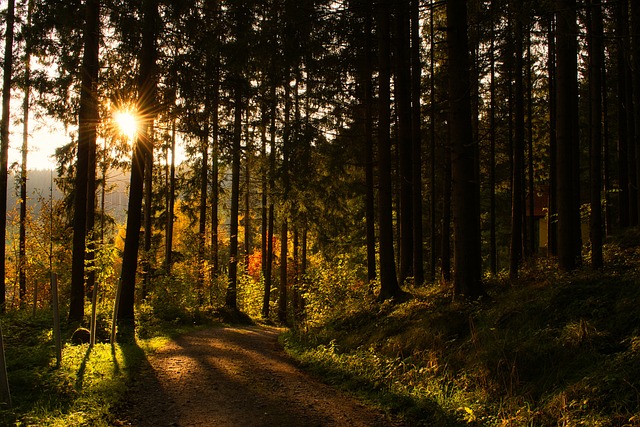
[115,326,402,426]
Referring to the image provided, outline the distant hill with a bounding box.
[6,169,130,224]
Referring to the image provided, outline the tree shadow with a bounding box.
[74,345,92,390]
[110,336,175,426]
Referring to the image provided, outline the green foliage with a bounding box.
[285,237,640,425]
[301,252,372,327]
[237,262,264,319]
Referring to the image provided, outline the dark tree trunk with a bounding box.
[617,0,630,228]
[260,104,268,288]
[226,83,242,309]
[198,131,208,303]
[489,0,497,275]
[70,0,100,322]
[510,2,525,281]
[262,82,277,319]
[142,127,153,299]
[548,16,558,255]
[394,0,413,286]
[441,140,452,283]
[244,119,252,260]
[631,0,640,224]
[166,115,176,273]
[589,0,604,268]
[210,53,220,279]
[526,33,535,256]
[364,7,376,284]
[410,0,424,287]
[0,0,14,312]
[429,0,438,281]
[377,0,401,300]
[119,0,157,327]
[602,42,613,237]
[555,0,581,270]
[447,0,484,298]
[278,75,291,322]
[19,0,32,306]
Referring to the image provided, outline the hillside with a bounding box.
[283,231,640,426]
[5,169,130,224]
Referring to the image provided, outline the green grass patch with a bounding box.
[0,303,213,426]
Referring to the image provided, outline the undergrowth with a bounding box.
[0,302,215,426]
[283,232,640,426]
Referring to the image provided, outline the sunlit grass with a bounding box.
[283,232,640,425]
[0,307,175,426]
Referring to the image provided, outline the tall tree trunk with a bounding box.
[602,43,613,236]
[19,0,32,306]
[262,79,277,318]
[555,0,581,270]
[410,0,424,287]
[429,0,438,281]
[588,0,604,269]
[166,115,176,273]
[489,0,497,275]
[441,140,452,283]
[226,82,242,309]
[548,16,558,255]
[244,120,252,260]
[631,0,640,223]
[118,0,157,327]
[364,7,376,284]
[260,103,268,288]
[70,0,100,322]
[510,3,525,281]
[447,0,484,298]
[527,32,535,256]
[142,125,153,299]
[377,0,401,300]
[0,0,14,312]
[617,0,630,228]
[198,131,208,303]
[278,77,291,323]
[394,0,413,286]
[210,52,220,280]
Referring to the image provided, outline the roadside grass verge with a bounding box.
[283,235,640,425]
[0,303,213,426]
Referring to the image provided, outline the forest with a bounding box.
[0,0,639,425]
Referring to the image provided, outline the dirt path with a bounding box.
[115,326,402,426]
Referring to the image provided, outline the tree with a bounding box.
[394,0,414,286]
[588,0,604,268]
[226,0,252,311]
[410,0,424,287]
[0,0,16,312]
[555,0,581,270]
[447,0,484,298]
[377,0,402,301]
[510,0,525,281]
[69,0,100,322]
[19,0,34,306]
[118,0,158,328]
[616,0,630,228]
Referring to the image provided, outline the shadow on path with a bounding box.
[114,326,401,427]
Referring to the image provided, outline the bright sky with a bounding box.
[8,115,68,171]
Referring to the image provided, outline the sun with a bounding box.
[113,109,139,141]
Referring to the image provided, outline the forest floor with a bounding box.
[111,325,403,427]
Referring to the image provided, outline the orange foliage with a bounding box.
[247,251,262,281]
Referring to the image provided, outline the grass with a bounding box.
[0,303,209,426]
[282,233,640,426]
